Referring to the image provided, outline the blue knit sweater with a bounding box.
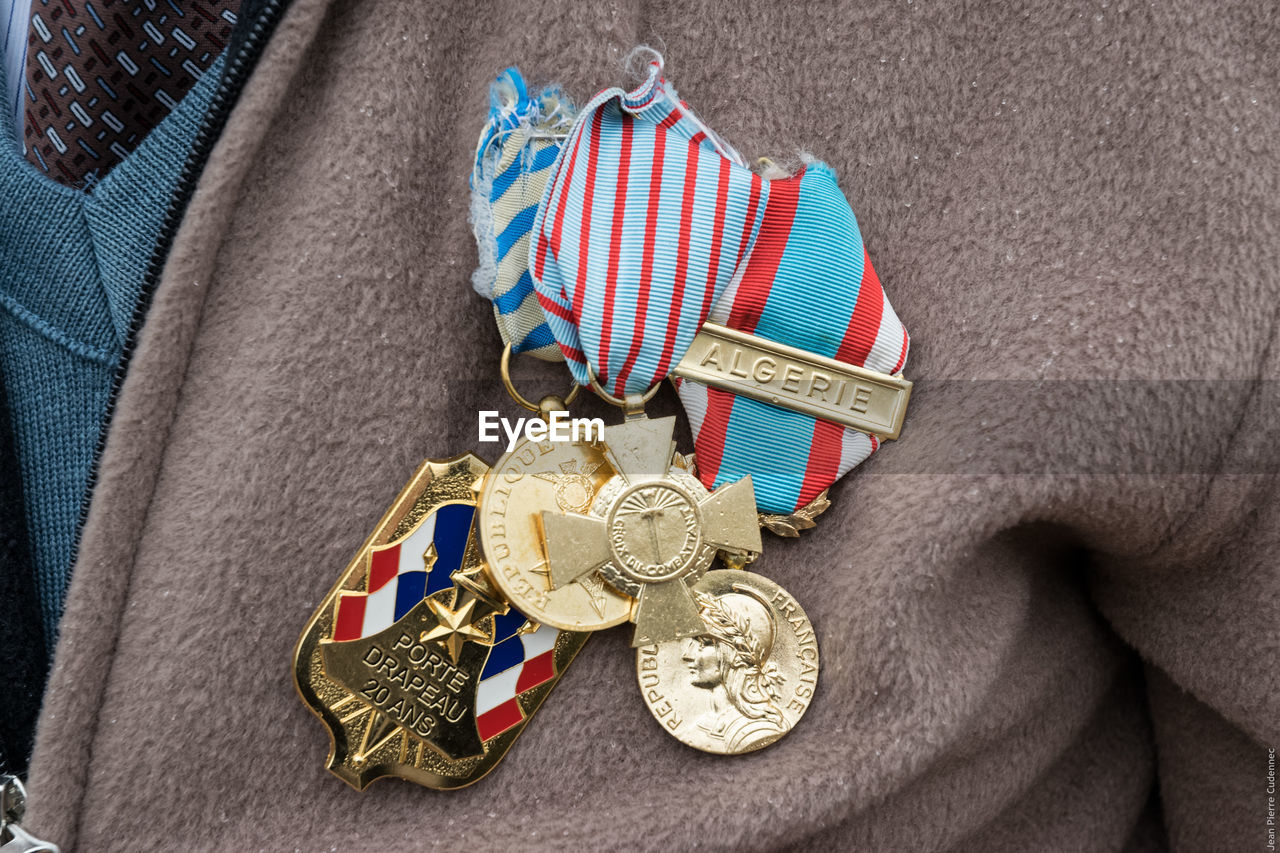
[0,56,224,649]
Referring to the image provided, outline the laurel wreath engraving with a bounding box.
[758,490,831,538]
[694,591,783,702]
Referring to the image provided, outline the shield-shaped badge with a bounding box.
[293,454,590,789]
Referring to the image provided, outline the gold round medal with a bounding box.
[478,436,633,631]
[635,570,819,755]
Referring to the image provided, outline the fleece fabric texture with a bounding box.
[0,54,225,646]
[25,0,1280,850]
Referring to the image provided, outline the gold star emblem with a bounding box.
[420,596,487,663]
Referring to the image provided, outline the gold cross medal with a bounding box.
[481,405,762,646]
[292,455,591,789]
[475,366,829,756]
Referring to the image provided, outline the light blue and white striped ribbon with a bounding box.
[469,68,575,361]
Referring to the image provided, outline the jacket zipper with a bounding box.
[69,0,289,581]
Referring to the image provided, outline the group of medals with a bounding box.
[293,52,912,790]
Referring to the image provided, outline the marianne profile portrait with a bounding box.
[681,587,790,753]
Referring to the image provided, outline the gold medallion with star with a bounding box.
[293,455,592,790]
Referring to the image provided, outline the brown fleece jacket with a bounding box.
[24,0,1280,850]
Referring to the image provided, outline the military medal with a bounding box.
[295,49,914,788]
[538,413,762,646]
[477,421,632,632]
[293,455,589,789]
[637,570,818,754]
[496,50,912,753]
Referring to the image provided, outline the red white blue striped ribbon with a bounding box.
[528,56,909,514]
[677,163,908,513]
[530,56,764,396]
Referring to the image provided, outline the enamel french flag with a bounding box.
[329,501,562,743]
[474,609,559,742]
[331,503,474,642]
